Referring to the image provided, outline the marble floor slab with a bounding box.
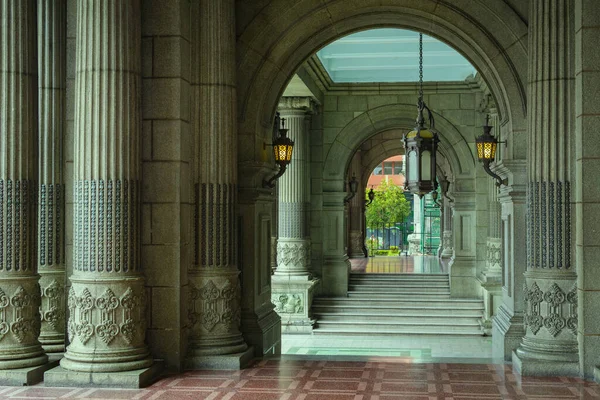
[1,359,599,399]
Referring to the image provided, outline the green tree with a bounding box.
[365,180,411,229]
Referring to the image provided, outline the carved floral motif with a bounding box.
[67,285,146,346]
[524,281,577,337]
[188,277,242,334]
[272,293,304,314]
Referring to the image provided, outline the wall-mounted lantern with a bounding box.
[475,115,507,187]
[344,174,359,204]
[403,33,440,198]
[365,186,375,207]
[263,112,295,188]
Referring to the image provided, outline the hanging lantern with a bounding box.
[402,33,440,198]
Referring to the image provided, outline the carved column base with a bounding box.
[348,231,365,258]
[271,277,319,334]
[186,267,250,369]
[513,271,579,376]
[60,276,152,373]
[440,230,453,259]
[492,305,524,361]
[39,270,66,353]
[275,238,311,277]
[0,275,48,370]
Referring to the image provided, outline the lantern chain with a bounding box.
[418,33,423,101]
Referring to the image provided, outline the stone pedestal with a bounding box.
[272,276,319,334]
[407,234,420,255]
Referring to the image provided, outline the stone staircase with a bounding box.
[312,273,484,336]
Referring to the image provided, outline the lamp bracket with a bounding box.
[263,164,287,189]
[483,161,508,187]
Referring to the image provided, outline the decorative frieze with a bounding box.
[526,181,571,269]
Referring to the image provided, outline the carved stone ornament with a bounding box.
[188,277,242,335]
[524,281,576,337]
[272,293,304,314]
[67,285,146,346]
[277,242,309,270]
[41,279,65,330]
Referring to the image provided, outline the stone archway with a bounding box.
[236,0,528,149]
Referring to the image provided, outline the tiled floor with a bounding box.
[281,334,493,361]
[350,256,448,274]
[2,359,600,399]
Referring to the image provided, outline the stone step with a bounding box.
[313,298,482,308]
[312,305,484,315]
[314,313,482,324]
[312,327,484,336]
[314,321,483,334]
[350,273,448,278]
[348,280,448,284]
[347,291,451,298]
[348,285,450,292]
[349,277,449,283]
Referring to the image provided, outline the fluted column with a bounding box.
[271,97,319,333]
[59,0,152,373]
[513,0,578,376]
[275,97,314,277]
[0,0,48,371]
[347,151,364,258]
[187,0,250,367]
[37,0,66,355]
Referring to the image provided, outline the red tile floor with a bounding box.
[2,359,600,399]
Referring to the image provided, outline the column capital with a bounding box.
[278,96,318,114]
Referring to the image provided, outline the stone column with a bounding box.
[186,0,252,369]
[37,0,66,355]
[272,97,319,333]
[0,0,51,384]
[440,198,454,258]
[47,1,155,383]
[513,0,578,376]
[347,151,365,258]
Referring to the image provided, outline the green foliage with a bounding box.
[365,180,411,229]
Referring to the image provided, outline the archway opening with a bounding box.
[272,27,496,361]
